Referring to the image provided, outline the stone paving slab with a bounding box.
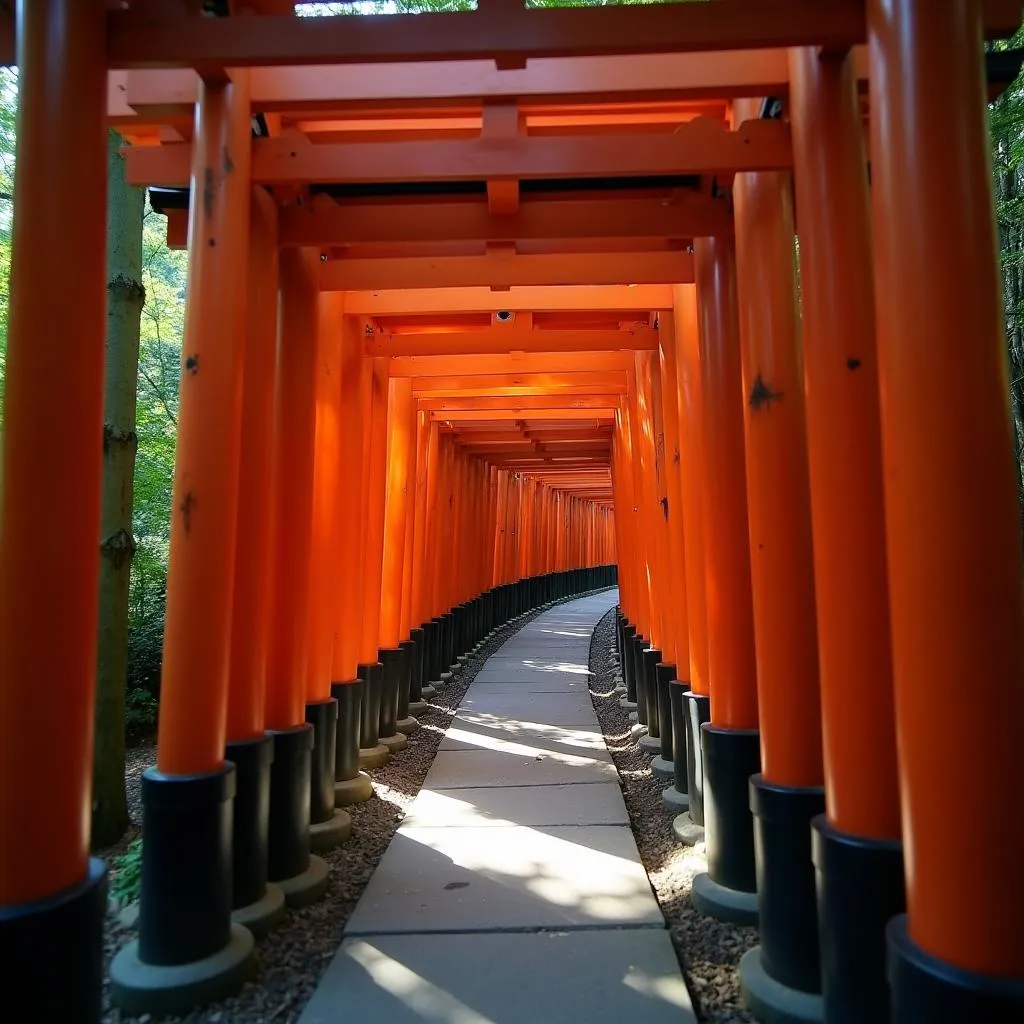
[424,748,617,788]
[402,783,628,828]
[344,824,664,935]
[458,691,596,724]
[300,930,696,1024]
[439,717,611,760]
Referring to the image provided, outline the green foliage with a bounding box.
[125,687,159,741]
[111,837,144,906]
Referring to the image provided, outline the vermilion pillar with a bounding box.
[731,111,826,1009]
[223,189,285,937]
[868,2,1024,1017]
[377,376,414,748]
[656,311,693,812]
[0,2,107,1016]
[358,357,391,762]
[790,46,904,1024]
[262,247,329,908]
[303,291,351,854]
[407,407,433,708]
[672,286,716,847]
[111,71,256,1011]
[331,316,376,797]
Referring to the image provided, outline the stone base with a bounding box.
[692,871,759,926]
[639,733,662,754]
[398,716,422,735]
[409,699,429,716]
[630,723,647,743]
[277,854,330,909]
[613,683,626,696]
[232,883,286,939]
[440,671,453,686]
[109,924,255,1016]
[358,744,389,771]
[651,756,675,780]
[663,786,690,813]
[619,697,638,710]
[421,684,438,698]
[628,711,639,724]
[310,808,352,853]
[335,771,373,806]
[740,946,824,1024]
[380,732,408,754]
[673,813,705,846]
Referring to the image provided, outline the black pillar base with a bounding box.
[622,623,637,702]
[632,635,648,725]
[225,734,274,911]
[656,663,675,760]
[812,816,904,1024]
[397,640,414,720]
[267,725,313,884]
[358,661,383,748]
[305,699,338,826]
[332,679,362,782]
[888,915,1024,1023]
[742,775,825,1013]
[695,725,759,925]
[1,857,107,1023]
[683,691,711,825]
[109,764,255,1015]
[378,647,402,739]
[408,628,425,702]
[642,648,662,736]
[668,678,690,798]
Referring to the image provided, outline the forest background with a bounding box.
[0,12,1020,849]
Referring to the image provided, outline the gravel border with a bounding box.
[100,600,573,1024]
[586,606,757,1024]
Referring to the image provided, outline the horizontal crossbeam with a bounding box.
[369,328,655,356]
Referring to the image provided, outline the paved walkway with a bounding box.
[301,590,695,1024]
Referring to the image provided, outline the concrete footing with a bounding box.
[310,809,352,853]
[740,947,825,1024]
[396,715,421,735]
[421,684,437,698]
[335,772,373,806]
[277,854,330,909]
[651,756,675,780]
[380,732,408,754]
[673,812,705,846]
[692,871,759,926]
[639,733,662,754]
[109,924,255,1016]
[629,723,647,743]
[663,786,689,813]
[232,883,286,939]
[619,697,638,710]
[358,745,389,771]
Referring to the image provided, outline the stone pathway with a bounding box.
[300,591,696,1024]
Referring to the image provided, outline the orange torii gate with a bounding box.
[0,3,1021,1024]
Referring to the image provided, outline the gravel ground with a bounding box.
[100,602,560,1024]
[586,607,757,1024]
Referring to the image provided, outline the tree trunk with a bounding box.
[92,130,145,848]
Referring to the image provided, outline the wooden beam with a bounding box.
[322,251,695,291]
[388,351,634,377]
[118,50,803,115]
[410,371,627,395]
[369,327,655,356]
[420,394,616,412]
[432,408,615,421]
[100,1,872,69]
[280,192,731,247]
[344,285,673,315]
[124,118,790,186]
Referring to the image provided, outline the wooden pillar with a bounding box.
[789,45,904,1023]
[0,2,108,1015]
[868,1,1024,1012]
[111,70,258,1007]
[730,101,824,1005]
